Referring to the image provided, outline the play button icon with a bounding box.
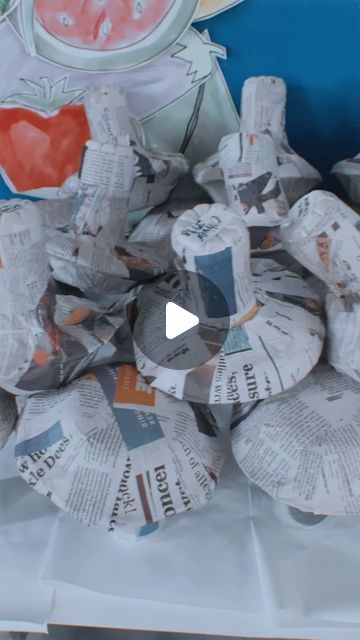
[133,270,231,371]
[166,303,199,340]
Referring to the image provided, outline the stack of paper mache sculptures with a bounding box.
[1,77,360,539]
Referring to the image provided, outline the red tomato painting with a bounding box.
[35,0,176,51]
[0,104,90,191]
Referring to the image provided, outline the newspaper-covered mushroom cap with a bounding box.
[15,364,224,536]
[133,253,325,404]
[231,363,360,516]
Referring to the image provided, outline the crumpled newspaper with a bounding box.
[46,85,188,298]
[332,153,360,204]
[193,76,321,225]
[15,363,225,537]
[280,190,360,299]
[218,132,288,226]
[133,204,325,404]
[231,363,360,515]
[0,198,135,394]
[194,131,288,253]
[129,198,205,269]
[48,85,189,217]
[0,388,17,450]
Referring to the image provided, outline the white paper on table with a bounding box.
[41,452,263,614]
[48,586,360,640]
[0,435,56,630]
[249,481,360,626]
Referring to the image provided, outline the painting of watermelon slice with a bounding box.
[0,77,90,195]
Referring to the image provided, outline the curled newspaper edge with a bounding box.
[0,388,17,450]
[15,364,225,537]
[193,76,321,228]
[46,85,188,298]
[331,153,360,205]
[280,190,360,298]
[133,204,324,403]
[231,364,360,516]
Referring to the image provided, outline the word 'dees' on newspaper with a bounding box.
[15,364,225,537]
[280,190,360,382]
[231,364,360,516]
[133,203,325,404]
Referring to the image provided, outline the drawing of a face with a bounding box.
[35,0,177,50]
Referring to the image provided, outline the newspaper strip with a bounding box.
[171,203,257,327]
[133,258,324,404]
[326,294,360,383]
[280,190,360,298]
[231,363,360,515]
[331,153,360,205]
[15,364,225,536]
[0,388,17,450]
[193,76,321,211]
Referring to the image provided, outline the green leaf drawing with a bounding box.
[2,77,85,113]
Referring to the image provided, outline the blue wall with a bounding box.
[198,0,360,187]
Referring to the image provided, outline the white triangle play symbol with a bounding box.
[166,302,199,340]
